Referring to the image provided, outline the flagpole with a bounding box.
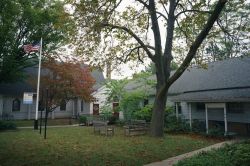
[34,37,42,130]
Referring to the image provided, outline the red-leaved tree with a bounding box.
[30,57,96,112]
[30,57,96,138]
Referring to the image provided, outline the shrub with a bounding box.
[207,127,224,137]
[108,115,118,125]
[134,104,153,122]
[79,115,87,124]
[164,115,190,133]
[0,120,17,131]
[192,120,206,133]
[116,119,126,126]
[175,141,250,166]
[229,141,250,166]
[120,91,146,121]
[164,106,190,133]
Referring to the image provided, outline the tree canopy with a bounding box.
[30,57,95,112]
[69,0,228,137]
[0,0,75,83]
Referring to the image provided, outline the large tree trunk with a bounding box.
[150,86,168,137]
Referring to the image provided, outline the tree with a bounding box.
[0,0,75,83]
[70,0,228,137]
[174,0,250,64]
[104,79,128,103]
[33,57,96,113]
[30,57,95,139]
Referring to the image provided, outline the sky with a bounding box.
[111,60,149,79]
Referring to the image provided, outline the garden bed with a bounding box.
[175,140,250,166]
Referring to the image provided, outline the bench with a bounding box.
[93,120,114,136]
[124,120,149,136]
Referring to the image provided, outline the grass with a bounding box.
[12,118,79,127]
[0,127,221,166]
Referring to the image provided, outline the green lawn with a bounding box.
[0,127,221,166]
[12,118,79,127]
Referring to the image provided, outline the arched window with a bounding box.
[60,100,66,111]
[12,98,21,111]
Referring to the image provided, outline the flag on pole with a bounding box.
[23,42,41,53]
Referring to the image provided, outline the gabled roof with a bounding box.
[0,66,105,96]
[169,56,250,102]
[124,56,250,102]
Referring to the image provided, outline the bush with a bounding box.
[79,115,87,124]
[120,91,146,121]
[108,115,118,125]
[134,104,153,122]
[164,115,190,133]
[116,119,126,126]
[192,120,206,133]
[175,141,250,166]
[230,141,250,166]
[0,120,17,131]
[207,127,224,137]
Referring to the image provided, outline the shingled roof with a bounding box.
[169,56,250,102]
[124,56,250,102]
[0,66,105,96]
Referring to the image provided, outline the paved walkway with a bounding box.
[18,124,79,129]
[144,140,235,166]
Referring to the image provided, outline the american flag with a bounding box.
[23,42,41,53]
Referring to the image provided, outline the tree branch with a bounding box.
[159,0,169,16]
[156,11,168,22]
[166,0,227,89]
[175,9,212,18]
[136,0,149,10]
[119,45,155,63]
[148,0,162,58]
[101,23,155,61]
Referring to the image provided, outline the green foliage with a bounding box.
[79,115,87,124]
[107,116,118,125]
[99,106,113,121]
[164,106,189,133]
[0,0,75,83]
[104,79,128,103]
[175,0,250,64]
[134,104,153,122]
[175,141,250,166]
[164,115,190,133]
[207,127,225,137]
[0,121,17,131]
[120,91,146,121]
[70,0,228,137]
[229,141,250,166]
[192,120,206,133]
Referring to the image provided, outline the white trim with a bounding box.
[224,103,228,136]
[205,104,208,134]
[189,103,192,129]
[206,103,225,108]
